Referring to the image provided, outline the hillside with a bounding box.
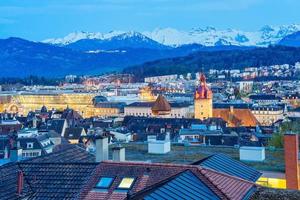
[0,37,252,77]
[123,46,300,79]
[279,31,300,47]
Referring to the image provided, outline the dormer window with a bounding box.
[96,177,114,188]
[27,142,33,149]
[117,177,135,189]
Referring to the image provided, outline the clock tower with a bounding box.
[194,73,213,120]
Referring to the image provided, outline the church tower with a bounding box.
[194,73,213,120]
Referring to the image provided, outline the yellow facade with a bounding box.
[0,93,117,118]
[139,86,156,101]
[194,98,213,120]
[256,177,286,189]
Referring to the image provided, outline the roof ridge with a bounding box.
[101,160,203,168]
[201,166,256,185]
[20,162,99,165]
[199,167,256,200]
[129,169,190,199]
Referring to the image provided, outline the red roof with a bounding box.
[81,161,256,200]
[195,73,213,100]
[151,95,171,115]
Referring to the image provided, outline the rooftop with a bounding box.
[116,143,285,172]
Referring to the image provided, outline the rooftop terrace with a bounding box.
[111,143,285,172]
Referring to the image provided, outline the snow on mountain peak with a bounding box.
[43,24,300,47]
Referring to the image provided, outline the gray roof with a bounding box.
[48,119,66,135]
[64,127,85,140]
[144,170,220,200]
[179,129,223,136]
[193,153,262,182]
[0,144,96,200]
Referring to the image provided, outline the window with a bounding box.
[27,143,33,149]
[96,177,114,188]
[117,177,135,189]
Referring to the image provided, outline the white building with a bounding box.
[124,102,191,118]
[251,105,284,126]
[147,134,171,154]
[238,81,253,94]
[144,74,178,83]
[240,146,265,162]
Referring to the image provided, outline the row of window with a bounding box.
[96,177,135,189]
[22,151,40,158]
[126,113,182,117]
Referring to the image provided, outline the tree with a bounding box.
[268,121,300,148]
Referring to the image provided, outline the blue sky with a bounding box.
[0,0,300,41]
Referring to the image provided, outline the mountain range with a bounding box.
[44,24,300,47]
[1,24,300,77]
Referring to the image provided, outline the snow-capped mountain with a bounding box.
[43,31,124,45]
[65,31,169,51]
[43,24,300,47]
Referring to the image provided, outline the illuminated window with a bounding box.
[96,177,114,188]
[117,177,135,189]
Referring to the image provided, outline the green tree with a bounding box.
[268,121,300,148]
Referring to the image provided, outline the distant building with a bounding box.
[144,74,178,83]
[64,127,86,144]
[194,73,213,120]
[251,105,284,126]
[139,86,156,101]
[238,81,253,94]
[124,98,191,118]
[249,94,282,105]
[93,102,126,117]
[213,103,259,127]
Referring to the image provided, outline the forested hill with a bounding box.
[123,46,300,79]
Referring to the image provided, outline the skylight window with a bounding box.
[96,177,114,188]
[117,177,135,189]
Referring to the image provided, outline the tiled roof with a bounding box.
[151,95,171,113]
[213,108,259,127]
[24,144,95,163]
[48,119,66,135]
[81,161,256,200]
[201,168,256,200]
[94,102,126,109]
[0,162,34,200]
[64,127,85,140]
[249,94,281,101]
[192,153,262,182]
[213,103,252,109]
[0,144,96,200]
[143,170,221,200]
[0,155,259,200]
[20,162,98,200]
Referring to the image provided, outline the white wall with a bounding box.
[148,141,171,154]
[240,146,265,162]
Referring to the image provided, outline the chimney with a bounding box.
[32,116,37,128]
[10,141,22,162]
[95,136,108,162]
[17,170,24,196]
[4,145,9,159]
[284,133,300,190]
[112,146,125,162]
[229,105,234,114]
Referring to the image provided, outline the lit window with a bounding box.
[27,143,33,149]
[117,177,135,189]
[96,177,114,188]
